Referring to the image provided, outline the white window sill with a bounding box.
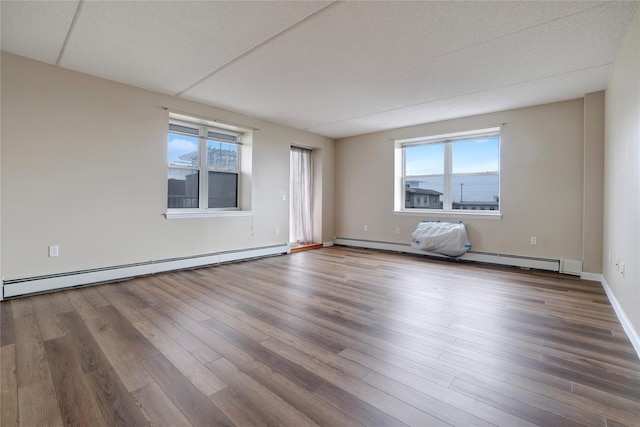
[394,210,502,220]
[165,210,253,219]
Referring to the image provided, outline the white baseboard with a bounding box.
[2,244,289,299]
[334,238,561,271]
[580,272,602,282]
[323,241,334,248]
[600,276,640,359]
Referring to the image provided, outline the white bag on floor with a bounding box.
[411,221,472,257]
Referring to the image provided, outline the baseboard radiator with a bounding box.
[334,238,582,274]
[2,244,290,299]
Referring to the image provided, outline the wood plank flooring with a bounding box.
[1,246,639,426]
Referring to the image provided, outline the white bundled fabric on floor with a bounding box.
[411,221,472,257]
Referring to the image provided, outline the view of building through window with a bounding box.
[401,130,500,212]
[167,121,240,209]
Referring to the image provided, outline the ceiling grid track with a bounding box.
[2,0,636,139]
[304,62,614,132]
[290,1,613,107]
[175,1,339,97]
[56,0,84,65]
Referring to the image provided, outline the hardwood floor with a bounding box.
[291,243,325,254]
[1,246,639,426]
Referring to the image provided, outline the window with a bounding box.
[395,127,500,214]
[168,119,241,211]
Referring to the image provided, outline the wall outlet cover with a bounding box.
[49,245,59,257]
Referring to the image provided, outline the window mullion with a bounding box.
[200,127,208,210]
[443,143,452,210]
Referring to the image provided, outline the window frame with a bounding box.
[167,118,246,218]
[394,127,501,218]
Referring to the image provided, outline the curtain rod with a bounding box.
[162,107,260,132]
[389,123,508,141]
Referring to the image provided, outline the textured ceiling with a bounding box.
[1,1,637,139]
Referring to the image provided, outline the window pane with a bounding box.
[168,134,199,166]
[168,169,199,208]
[451,174,499,210]
[208,171,238,208]
[405,143,444,176]
[452,137,499,173]
[405,177,443,209]
[207,141,238,171]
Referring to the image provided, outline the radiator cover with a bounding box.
[2,244,290,299]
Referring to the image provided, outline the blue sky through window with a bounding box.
[452,138,499,173]
[168,134,198,166]
[405,137,499,203]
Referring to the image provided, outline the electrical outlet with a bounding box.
[275,227,280,236]
[608,250,612,262]
[395,226,400,235]
[530,236,537,246]
[49,245,59,257]
[364,225,368,232]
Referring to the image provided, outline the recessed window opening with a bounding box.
[168,119,242,211]
[396,127,500,214]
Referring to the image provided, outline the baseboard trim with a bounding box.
[600,276,640,360]
[334,238,561,271]
[2,244,290,299]
[580,272,602,282]
[290,243,324,253]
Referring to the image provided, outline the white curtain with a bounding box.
[290,146,313,246]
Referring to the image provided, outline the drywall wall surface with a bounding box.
[603,8,639,344]
[0,51,2,288]
[0,52,334,280]
[583,91,605,275]
[314,143,336,245]
[335,98,585,261]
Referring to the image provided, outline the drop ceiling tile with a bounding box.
[311,66,611,139]
[180,1,608,117]
[1,1,79,63]
[262,1,633,132]
[59,1,330,95]
[2,0,636,140]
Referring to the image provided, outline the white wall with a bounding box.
[583,92,605,275]
[603,8,640,348]
[335,99,587,263]
[0,52,3,283]
[0,52,334,282]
